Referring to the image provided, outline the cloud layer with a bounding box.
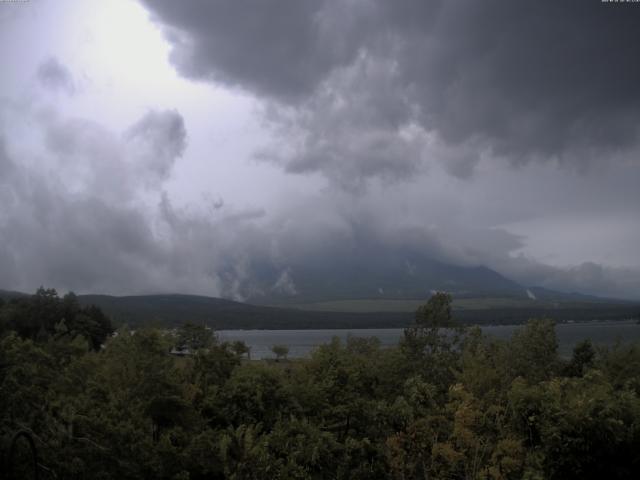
[0,2,639,301]
[143,0,640,185]
[36,56,76,95]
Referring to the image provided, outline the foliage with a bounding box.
[0,288,113,350]
[1,290,640,479]
[176,322,216,351]
[230,340,251,359]
[3,289,636,330]
[271,344,289,361]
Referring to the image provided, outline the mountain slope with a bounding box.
[0,289,29,300]
[3,289,638,329]
[76,293,412,329]
[77,293,640,329]
[246,254,524,304]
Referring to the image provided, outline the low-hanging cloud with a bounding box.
[0,104,528,299]
[497,257,640,301]
[2,9,640,302]
[41,108,186,202]
[3,107,640,300]
[0,103,204,295]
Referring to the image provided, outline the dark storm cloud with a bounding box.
[254,54,428,189]
[140,0,367,100]
[142,0,640,184]
[36,57,75,95]
[3,2,640,301]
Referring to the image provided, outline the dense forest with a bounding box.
[1,289,640,479]
[4,289,637,331]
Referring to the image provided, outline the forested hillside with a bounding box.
[2,291,640,479]
[74,293,640,328]
[4,289,637,330]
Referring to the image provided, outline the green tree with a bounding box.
[401,292,465,391]
[1,288,112,350]
[231,340,251,359]
[219,363,293,429]
[2,284,640,479]
[191,343,240,400]
[509,319,558,383]
[508,371,640,479]
[564,339,596,377]
[271,344,289,361]
[176,322,215,351]
[597,342,640,394]
[415,291,456,329]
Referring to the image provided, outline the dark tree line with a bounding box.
[1,291,639,479]
[0,287,113,350]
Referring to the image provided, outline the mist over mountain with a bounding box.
[3,3,640,479]
[1,0,640,303]
[235,253,522,304]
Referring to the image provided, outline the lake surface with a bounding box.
[218,320,640,360]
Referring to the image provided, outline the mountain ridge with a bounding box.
[2,288,638,330]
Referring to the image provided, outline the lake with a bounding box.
[218,320,640,360]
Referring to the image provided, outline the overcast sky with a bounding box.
[1,0,639,299]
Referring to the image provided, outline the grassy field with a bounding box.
[276,297,548,313]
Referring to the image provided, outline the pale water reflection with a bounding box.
[218,320,640,360]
